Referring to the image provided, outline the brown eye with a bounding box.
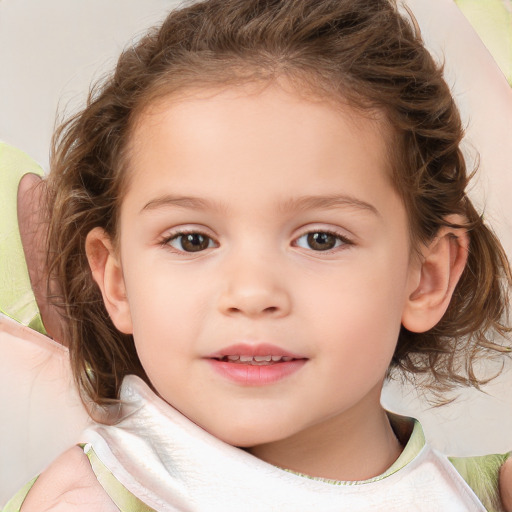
[307,232,337,251]
[296,231,346,251]
[169,233,213,252]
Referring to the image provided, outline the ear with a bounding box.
[402,218,469,333]
[85,227,133,334]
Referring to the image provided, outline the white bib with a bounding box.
[82,376,486,511]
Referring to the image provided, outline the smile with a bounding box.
[215,355,294,365]
[206,343,307,385]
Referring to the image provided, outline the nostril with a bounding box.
[225,305,279,315]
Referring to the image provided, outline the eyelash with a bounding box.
[160,230,217,254]
[160,228,354,255]
[293,230,353,253]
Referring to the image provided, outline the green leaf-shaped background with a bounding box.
[455,0,512,85]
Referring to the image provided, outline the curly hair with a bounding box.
[46,0,511,408]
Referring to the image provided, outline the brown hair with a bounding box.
[46,0,511,407]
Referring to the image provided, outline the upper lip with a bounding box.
[206,343,305,359]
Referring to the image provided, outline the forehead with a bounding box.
[124,84,398,215]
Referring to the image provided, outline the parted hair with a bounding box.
[46,0,511,407]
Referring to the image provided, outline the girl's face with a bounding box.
[104,84,421,449]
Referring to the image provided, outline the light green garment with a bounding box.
[83,445,156,512]
[0,142,46,334]
[450,453,510,512]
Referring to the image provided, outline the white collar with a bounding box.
[81,375,485,511]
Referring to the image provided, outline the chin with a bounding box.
[206,422,293,449]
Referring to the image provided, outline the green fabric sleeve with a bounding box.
[1,477,38,512]
[82,444,156,512]
[450,452,511,512]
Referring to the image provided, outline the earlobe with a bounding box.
[402,221,469,333]
[85,227,133,334]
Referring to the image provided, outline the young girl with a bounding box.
[6,0,512,510]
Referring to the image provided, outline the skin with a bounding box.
[23,83,473,508]
[501,457,512,511]
[21,446,118,512]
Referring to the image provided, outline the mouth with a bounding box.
[206,343,307,385]
[212,355,295,365]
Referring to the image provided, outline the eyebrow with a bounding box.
[279,194,380,217]
[141,195,227,213]
[141,193,379,216]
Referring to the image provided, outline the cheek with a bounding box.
[125,254,206,324]
[316,290,402,358]
[300,250,410,358]
[313,287,403,403]
[125,267,212,376]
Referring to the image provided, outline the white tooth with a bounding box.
[282,356,292,362]
[239,355,253,362]
[227,355,240,362]
[254,355,272,362]
[271,356,282,362]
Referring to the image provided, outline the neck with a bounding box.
[247,393,402,482]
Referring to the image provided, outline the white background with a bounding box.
[0,0,179,171]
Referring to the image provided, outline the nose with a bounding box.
[217,256,292,319]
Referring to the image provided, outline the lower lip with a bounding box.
[206,359,307,386]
